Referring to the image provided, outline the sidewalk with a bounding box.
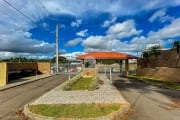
[0,74,52,91]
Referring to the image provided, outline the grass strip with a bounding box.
[129,75,180,90]
[70,77,93,90]
[63,77,99,91]
[29,103,120,118]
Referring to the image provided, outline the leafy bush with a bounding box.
[88,77,99,91]
[62,75,81,90]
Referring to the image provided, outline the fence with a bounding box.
[51,63,82,80]
[97,64,137,83]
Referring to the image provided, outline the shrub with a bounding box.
[62,75,81,90]
[88,77,99,91]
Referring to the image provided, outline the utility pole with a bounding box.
[56,24,59,74]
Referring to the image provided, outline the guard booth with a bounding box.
[77,51,137,77]
[82,56,97,77]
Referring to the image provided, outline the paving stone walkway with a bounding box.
[31,74,127,105]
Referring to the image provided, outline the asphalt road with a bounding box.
[0,74,68,120]
[113,75,180,120]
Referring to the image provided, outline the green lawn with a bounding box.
[63,77,99,91]
[130,76,180,90]
[29,104,120,118]
[71,77,93,90]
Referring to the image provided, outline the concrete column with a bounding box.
[56,24,59,74]
[0,63,8,86]
[125,59,129,76]
[119,60,123,76]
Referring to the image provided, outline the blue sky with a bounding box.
[0,0,180,59]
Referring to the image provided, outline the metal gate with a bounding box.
[97,63,137,83]
[51,62,82,79]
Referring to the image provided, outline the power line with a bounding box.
[2,0,53,32]
[2,0,36,24]
[37,0,59,23]
[37,0,50,16]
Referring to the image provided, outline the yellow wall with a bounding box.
[0,63,7,86]
[82,68,97,77]
[37,62,50,74]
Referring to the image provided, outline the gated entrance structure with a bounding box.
[77,51,137,77]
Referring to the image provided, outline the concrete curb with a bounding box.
[0,75,54,91]
[24,103,130,120]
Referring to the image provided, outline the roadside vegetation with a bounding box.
[129,75,180,90]
[28,103,120,118]
[141,40,180,68]
[0,56,69,63]
[63,77,99,91]
[142,45,161,67]
[172,40,180,67]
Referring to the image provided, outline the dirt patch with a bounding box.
[161,99,180,110]
[98,80,104,85]
[112,104,133,120]
[16,108,29,120]
[171,99,180,108]
[159,99,180,110]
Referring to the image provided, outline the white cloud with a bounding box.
[107,20,142,39]
[60,24,66,28]
[0,52,52,59]
[0,52,31,59]
[76,29,88,37]
[61,52,85,60]
[0,0,180,59]
[59,49,66,55]
[149,9,174,23]
[148,18,180,39]
[130,36,156,51]
[65,38,83,46]
[102,17,117,27]
[0,30,55,53]
[129,18,180,51]
[71,19,82,27]
[82,20,143,52]
[24,32,32,38]
[0,0,56,59]
[41,22,49,29]
[41,0,180,17]
[67,18,180,54]
[83,36,109,50]
[81,17,180,53]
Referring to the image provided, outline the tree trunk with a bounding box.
[175,54,179,68]
[155,55,158,67]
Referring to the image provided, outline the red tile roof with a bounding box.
[77,51,136,60]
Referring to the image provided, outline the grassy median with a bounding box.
[71,77,98,90]
[63,77,99,91]
[29,103,120,118]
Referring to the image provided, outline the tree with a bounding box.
[149,45,161,66]
[172,40,180,67]
[142,51,149,60]
[51,56,68,63]
[142,51,151,67]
